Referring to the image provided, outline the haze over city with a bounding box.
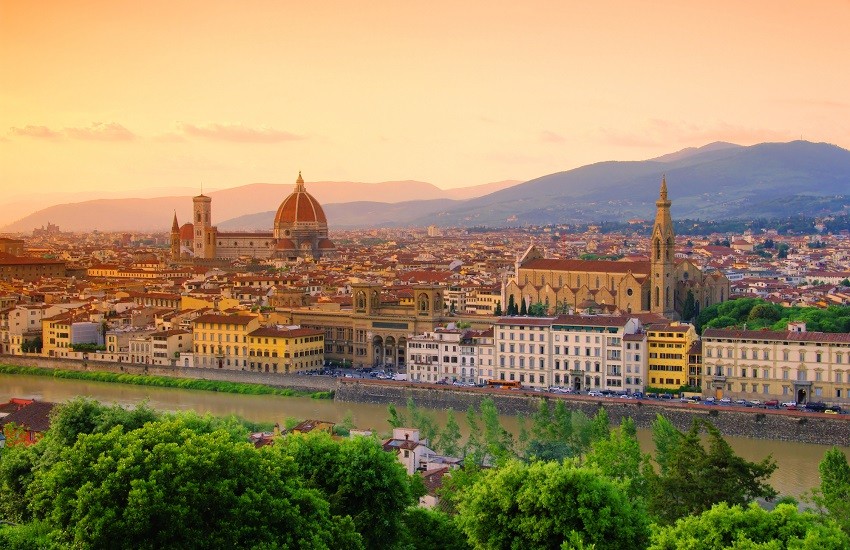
[2,0,849,203]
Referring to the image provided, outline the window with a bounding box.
[783,350,789,361]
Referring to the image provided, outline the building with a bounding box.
[382,428,435,475]
[702,323,850,405]
[191,313,262,369]
[246,326,324,373]
[0,399,56,446]
[505,178,729,319]
[0,252,66,282]
[170,172,335,262]
[493,314,644,392]
[645,322,697,391]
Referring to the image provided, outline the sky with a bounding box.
[2,1,849,200]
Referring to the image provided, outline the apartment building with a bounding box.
[493,314,643,392]
[406,328,463,383]
[246,326,324,373]
[191,313,261,369]
[646,323,697,390]
[702,322,850,404]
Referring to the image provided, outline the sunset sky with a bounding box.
[2,1,849,199]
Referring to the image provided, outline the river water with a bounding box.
[2,373,847,497]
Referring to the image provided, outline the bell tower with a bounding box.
[650,176,676,317]
[170,211,180,260]
[193,194,213,259]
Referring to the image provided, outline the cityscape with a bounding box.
[2,2,850,549]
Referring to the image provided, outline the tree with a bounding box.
[494,300,503,316]
[507,294,516,316]
[27,414,361,549]
[274,432,419,549]
[681,290,696,322]
[455,460,650,550]
[646,418,777,524]
[437,409,462,458]
[813,447,850,535]
[519,297,528,316]
[407,397,440,445]
[400,507,470,550]
[649,503,850,550]
[527,301,547,316]
[387,403,407,429]
[585,417,648,499]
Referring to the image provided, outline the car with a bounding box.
[781,401,796,408]
[587,390,603,397]
[785,404,799,411]
[719,397,732,404]
[824,409,838,415]
[764,400,779,408]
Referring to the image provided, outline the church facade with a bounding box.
[505,178,729,319]
[170,173,335,262]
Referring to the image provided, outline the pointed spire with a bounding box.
[171,211,179,231]
[656,175,671,208]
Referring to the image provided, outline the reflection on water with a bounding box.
[2,373,847,496]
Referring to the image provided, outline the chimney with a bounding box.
[404,432,409,440]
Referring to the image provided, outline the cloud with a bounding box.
[179,122,304,143]
[65,122,136,141]
[540,130,566,143]
[599,119,788,148]
[9,125,63,139]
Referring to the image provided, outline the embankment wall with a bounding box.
[335,380,850,447]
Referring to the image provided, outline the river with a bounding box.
[2,373,847,497]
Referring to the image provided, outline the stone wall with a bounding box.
[335,380,850,447]
[0,354,337,392]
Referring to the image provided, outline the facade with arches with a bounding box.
[505,178,729,320]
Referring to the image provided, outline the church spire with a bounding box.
[657,175,670,207]
[171,211,179,231]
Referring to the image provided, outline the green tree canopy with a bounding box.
[27,414,360,549]
[813,447,850,535]
[649,503,850,550]
[455,460,650,550]
[647,418,777,524]
[273,431,420,549]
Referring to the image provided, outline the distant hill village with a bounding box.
[2,173,850,408]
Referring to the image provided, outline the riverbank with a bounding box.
[336,379,850,447]
[0,354,337,393]
[3,354,848,446]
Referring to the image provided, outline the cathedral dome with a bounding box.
[273,172,327,226]
[179,223,194,241]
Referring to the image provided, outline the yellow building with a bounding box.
[191,313,261,369]
[646,322,697,390]
[247,326,324,373]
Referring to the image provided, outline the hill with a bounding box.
[5,141,850,231]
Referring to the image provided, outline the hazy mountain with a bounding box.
[407,140,850,227]
[1,180,515,232]
[6,141,849,232]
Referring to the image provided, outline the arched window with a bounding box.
[654,239,661,260]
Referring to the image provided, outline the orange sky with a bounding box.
[2,1,849,198]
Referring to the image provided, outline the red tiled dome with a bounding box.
[318,238,336,249]
[179,223,194,240]
[275,238,296,250]
[274,173,327,226]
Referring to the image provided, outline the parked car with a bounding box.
[764,400,779,409]
[587,390,603,397]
